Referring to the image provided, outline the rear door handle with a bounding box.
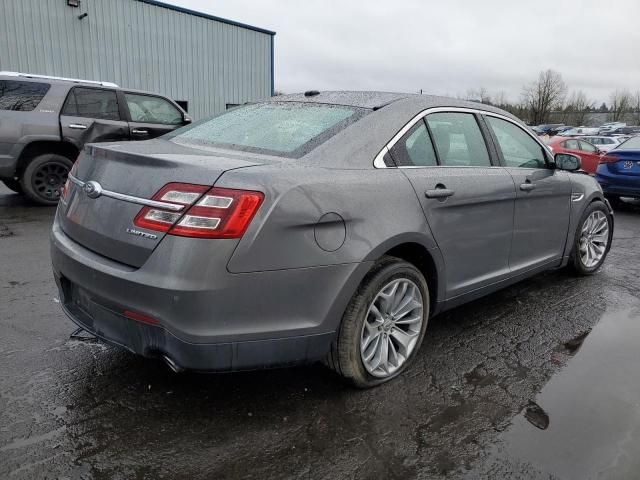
[425,188,455,199]
[68,124,87,130]
[131,129,149,135]
[520,182,536,192]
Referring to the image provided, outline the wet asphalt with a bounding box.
[1,184,640,480]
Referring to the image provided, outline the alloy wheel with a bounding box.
[360,278,424,378]
[579,210,609,268]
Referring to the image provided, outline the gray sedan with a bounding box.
[50,91,613,387]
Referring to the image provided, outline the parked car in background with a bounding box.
[581,136,624,153]
[598,122,626,135]
[51,91,613,387]
[547,137,603,173]
[0,72,191,204]
[558,127,599,137]
[607,126,640,136]
[535,123,565,136]
[596,136,640,204]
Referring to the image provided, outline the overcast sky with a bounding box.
[168,0,640,105]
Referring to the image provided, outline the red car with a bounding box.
[547,137,604,173]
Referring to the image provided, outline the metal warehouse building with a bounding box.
[0,0,275,119]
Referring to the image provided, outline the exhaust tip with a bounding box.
[162,354,184,373]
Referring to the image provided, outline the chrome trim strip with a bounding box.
[68,174,185,212]
[373,106,552,169]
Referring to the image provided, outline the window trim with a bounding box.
[373,106,552,169]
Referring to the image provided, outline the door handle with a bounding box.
[131,129,149,135]
[520,182,536,192]
[68,124,87,130]
[425,188,455,199]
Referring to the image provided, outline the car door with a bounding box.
[390,111,516,299]
[483,114,571,273]
[59,87,130,152]
[121,92,186,140]
[577,139,602,173]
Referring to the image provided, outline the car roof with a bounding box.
[270,90,517,118]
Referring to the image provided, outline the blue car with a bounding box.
[595,136,640,202]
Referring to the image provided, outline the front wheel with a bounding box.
[20,154,73,205]
[325,256,429,388]
[569,201,613,275]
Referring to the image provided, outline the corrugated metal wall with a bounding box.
[0,0,274,119]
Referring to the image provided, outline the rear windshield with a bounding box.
[616,136,640,150]
[0,80,50,111]
[167,102,367,158]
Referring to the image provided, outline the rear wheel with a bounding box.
[20,154,73,205]
[326,256,429,388]
[569,201,612,275]
[0,177,23,194]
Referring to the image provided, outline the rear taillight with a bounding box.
[61,162,79,202]
[134,183,264,239]
[599,155,617,164]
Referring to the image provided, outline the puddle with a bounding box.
[473,306,640,479]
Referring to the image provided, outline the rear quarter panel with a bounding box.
[219,164,438,273]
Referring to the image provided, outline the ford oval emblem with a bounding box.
[83,180,102,199]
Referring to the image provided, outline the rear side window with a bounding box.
[617,136,640,150]
[425,112,491,167]
[62,87,120,120]
[168,102,366,158]
[391,121,437,167]
[125,93,183,125]
[485,116,547,168]
[0,80,50,111]
[562,139,579,150]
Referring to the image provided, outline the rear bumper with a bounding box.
[596,171,640,198]
[51,215,371,371]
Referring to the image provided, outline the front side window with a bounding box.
[168,102,366,158]
[0,80,50,111]
[391,121,437,167]
[485,116,547,168]
[425,112,491,167]
[62,87,120,120]
[125,93,183,125]
[578,140,597,153]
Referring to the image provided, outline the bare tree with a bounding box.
[521,69,567,125]
[634,91,640,124]
[609,89,632,122]
[564,90,594,125]
[465,86,491,104]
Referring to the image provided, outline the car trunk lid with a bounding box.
[58,139,268,267]
[602,150,640,177]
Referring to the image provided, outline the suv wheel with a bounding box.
[326,256,429,388]
[570,201,613,275]
[20,154,73,205]
[0,177,23,194]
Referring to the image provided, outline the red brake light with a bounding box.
[134,183,264,239]
[599,154,618,164]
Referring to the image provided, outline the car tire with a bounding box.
[569,201,613,275]
[20,154,73,206]
[326,256,430,388]
[1,177,23,194]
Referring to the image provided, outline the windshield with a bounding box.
[167,102,366,158]
[616,136,640,150]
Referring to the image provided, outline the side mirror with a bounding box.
[555,152,581,171]
[183,114,193,125]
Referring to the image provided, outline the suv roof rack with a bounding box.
[0,71,118,88]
